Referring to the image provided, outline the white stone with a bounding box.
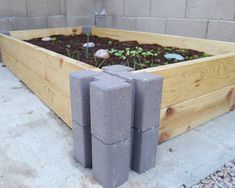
[41,37,52,42]
[94,49,110,59]
[164,53,185,61]
[83,42,95,48]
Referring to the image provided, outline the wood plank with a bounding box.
[1,50,73,127]
[159,84,235,143]
[92,27,235,55]
[0,34,98,96]
[10,27,83,40]
[138,53,235,108]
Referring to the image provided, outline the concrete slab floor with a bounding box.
[0,63,235,188]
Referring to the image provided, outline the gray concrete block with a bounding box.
[136,18,166,34]
[0,0,27,17]
[60,0,66,15]
[102,65,134,73]
[48,16,66,28]
[166,18,208,39]
[104,0,125,16]
[186,0,235,20]
[90,78,132,144]
[0,18,13,31]
[112,17,137,31]
[207,21,235,42]
[133,72,163,131]
[27,0,61,17]
[12,17,48,31]
[70,70,100,126]
[66,0,95,16]
[125,0,151,17]
[151,0,186,18]
[131,127,158,174]
[73,121,92,168]
[66,16,93,27]
[92,135,130,188]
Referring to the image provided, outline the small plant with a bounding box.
[76,51,80,61]
[202,53,210,58]
[66,48,72,58]
[51,36,57,41]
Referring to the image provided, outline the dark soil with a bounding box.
[25,34,211,70]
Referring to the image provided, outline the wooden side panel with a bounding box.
[0,34,97,96]
[140,53,235,108]
[10,27,83,40]
[92,27,235,55]
[1,50,72,126]
[0,34,98,127]
[159,84,235,143]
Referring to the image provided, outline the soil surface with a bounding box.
[25,34,211,70]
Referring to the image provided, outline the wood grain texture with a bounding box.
[140,53,235,108]
[1,50,72,126]
[159,84,235,143]
[10,27,83,40]
[92,27,235,55]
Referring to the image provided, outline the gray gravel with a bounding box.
[191,159,235,188]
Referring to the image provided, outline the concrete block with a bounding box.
[151,0,186,18]
[66,16,93,27]
[66,0,95,16]
[0,18,13,31]
[96,16,113,28]
[90,78,132,144]
[133,72,163,131]
[60,0,66,15]
[207,21,235,42]
[48,16,66,28]
[27,0,61,17]
[112,17,137,31]
[12,17,48,31]
[92,135,130,188]
[186,0,235,20]
[131,127,158,174]
[0,0,27,17]
[104,0,125,16]
[70,70,100,126]
[102,65,134,73]
[136,18,166,34]
[125,0,151,17]
[166,18,208,39]
[73,121,92,168]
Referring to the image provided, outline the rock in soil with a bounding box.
[94,49,110,59]
[41,37,52,42]
[83,42,95,48]
[191,159,235,188]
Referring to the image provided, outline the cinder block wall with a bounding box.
[0,0,102,31]
[0,0,234,42]
[100,0,235,42]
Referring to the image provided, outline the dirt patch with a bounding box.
[25,34,211,70]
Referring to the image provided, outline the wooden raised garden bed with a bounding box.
[0,27,235,143]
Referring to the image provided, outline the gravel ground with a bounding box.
[191,159,235,188]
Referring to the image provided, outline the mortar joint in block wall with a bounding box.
[70,65,163,187]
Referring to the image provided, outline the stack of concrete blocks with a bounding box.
[70,65,163,188]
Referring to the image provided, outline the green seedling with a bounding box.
[202,53,210,58]
[76,51,80,61]
[66,48,72,58]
